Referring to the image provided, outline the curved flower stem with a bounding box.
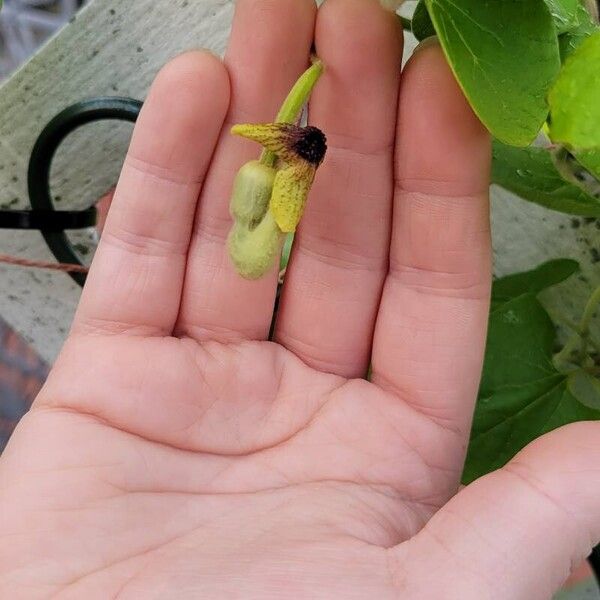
[260,59,324,168]
[258,59,325,269]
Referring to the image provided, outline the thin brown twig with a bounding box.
[0,254,89,274]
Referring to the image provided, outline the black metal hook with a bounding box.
[28,96,143,286]
[0,208,96,231]
[0,96,143,286]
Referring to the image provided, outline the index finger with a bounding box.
[73,52,230,337]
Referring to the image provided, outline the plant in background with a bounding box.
[386,0,600,482]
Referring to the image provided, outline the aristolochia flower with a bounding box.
[226,60,326,281]
[231,123,327,233]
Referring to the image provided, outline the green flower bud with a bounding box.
[230,160,276,229]
[228,212,282,280]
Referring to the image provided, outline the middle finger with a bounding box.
[274,0,403,378]
[177,0,317,342]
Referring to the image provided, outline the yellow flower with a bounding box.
[231,123,327,233]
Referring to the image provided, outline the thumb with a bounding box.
[391,422,600,600]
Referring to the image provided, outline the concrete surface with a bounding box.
[0,0,233,362]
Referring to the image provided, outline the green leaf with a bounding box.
[464,376,597,483]
[424,0,561,146]
[558,3,599,59]
[412,1,436,41]
[464,292,600,484]
[481,295,558,395]
[545,0,582,33]
[464,375,562,483]
[492,259,580,309]
[568,370,600,410]
[542,385,600,428]
[492,140,600,216]
[549,31,600,149]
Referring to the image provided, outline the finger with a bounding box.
[393,422,600,600]
[177,0,317,343]
[273,0,403,378]
[73,52,230,337]
[371,42,492,442]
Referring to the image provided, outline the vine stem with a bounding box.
[554,333,582,368]
[260,59,324,168]
[555,284,600,367]
[580,284,600,335]
[558,314,600,356]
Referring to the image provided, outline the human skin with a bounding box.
[1,1,599,598]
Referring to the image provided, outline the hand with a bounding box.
[1,1,598,598]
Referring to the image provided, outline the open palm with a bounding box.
[2,1,599,599]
